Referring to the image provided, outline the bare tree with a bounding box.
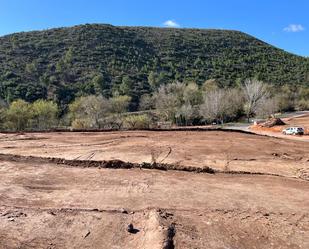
[242,79,268,122]
[256,96,279,118]
[224,88,244,120]
[176,103,194,126]
[199,89,227,124]
[69,95,110,128]
[139,94,154,111]
[183,82,203,106]
[199,88,244,124]
[154,82,184,121]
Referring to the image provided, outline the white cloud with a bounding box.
[163,20,180,28]
[283,24,305,32]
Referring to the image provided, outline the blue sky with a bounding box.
[1,0,308,56]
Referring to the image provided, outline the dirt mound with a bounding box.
[0,153,217,175]
[0,153,304,179]
[141,210,175,249]
[260,118,286,128]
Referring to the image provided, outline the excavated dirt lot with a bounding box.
[250,112,309,141]
[0,130,308,178]
[0,130,308,248]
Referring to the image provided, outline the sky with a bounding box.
[0,0,308,56]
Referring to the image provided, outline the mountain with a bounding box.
[0,24,308,109]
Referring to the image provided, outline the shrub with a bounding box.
[124,114,152,129]
[4,99,33,131]
[297,99,309,111]
[31,100,58,130]
[71,118,92,129]
[69,95,110,128]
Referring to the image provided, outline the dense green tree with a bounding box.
[4,100,33,131]
[148,72,160,89]
[119,76,136,97]
[31,100,58,129]
[92,74,110,97]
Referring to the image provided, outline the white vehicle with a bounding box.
[282,127,304,135]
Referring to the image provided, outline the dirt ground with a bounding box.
[0,130,308,178]
[0,130,308,248]
[250,112,309,141]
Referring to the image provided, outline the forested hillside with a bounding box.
[0,24,308,110]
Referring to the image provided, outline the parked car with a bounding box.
[282,127,304,135]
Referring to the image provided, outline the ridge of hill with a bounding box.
[0,24,308,108]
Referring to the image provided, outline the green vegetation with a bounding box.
[0,79,307,131]
[31,99,58,129]
[68,94,130,129]
[0,24,308,131]
[0,24,308,111]
[4,100,32,131]
[2,99,58,131]
[124,114,151,129]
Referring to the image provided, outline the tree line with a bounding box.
[0,79,308,131]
